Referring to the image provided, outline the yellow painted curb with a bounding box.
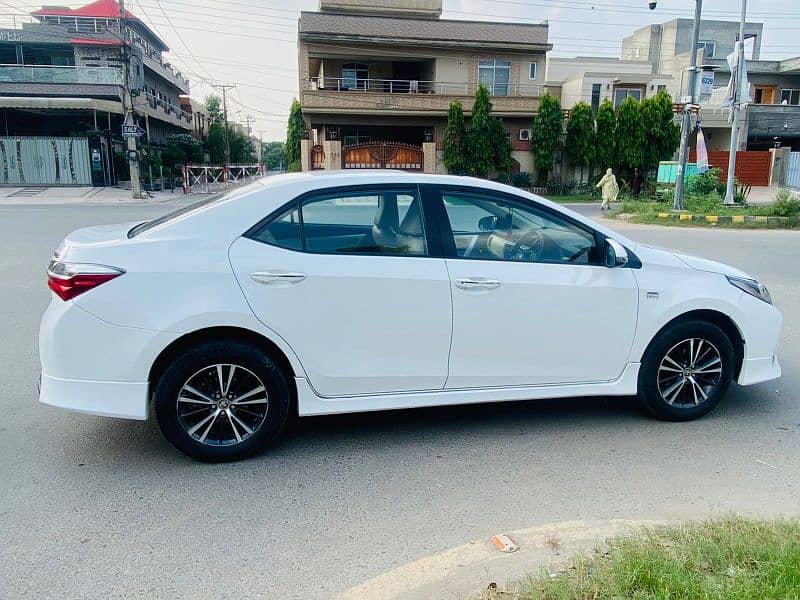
[679,213,692,221]
[706,215,719,223]
[755,216,768,223]
[732,215,745,223]
[658,213,670,219]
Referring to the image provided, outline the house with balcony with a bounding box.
[546,56,674,112]
[621,18,800,152]
[297,0,551,173]
[0,0,192,185]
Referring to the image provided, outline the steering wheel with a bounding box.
[507,229,545,262]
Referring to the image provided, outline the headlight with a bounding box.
[727,276,773,305]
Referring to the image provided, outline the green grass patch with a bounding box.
[483,517,800,600]
[545,194,599,203]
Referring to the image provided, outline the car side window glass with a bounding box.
[301,189,428,256]
[440,192,599,265]
[250,206,302,251]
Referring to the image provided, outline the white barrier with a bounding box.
[182,165,264,194]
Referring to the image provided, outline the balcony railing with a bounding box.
[0,64,122,85]
[309,77,545,97]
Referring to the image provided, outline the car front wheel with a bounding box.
[154,340,291,461]
[638,320,735,421]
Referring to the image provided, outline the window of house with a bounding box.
[613,87,642,107]
[591,83,602,113]
[341,63,368,91]
[478,59,511,96]
[780,89,800,105]
[698,41,716,59]
[657,84,667,94]
[529,61,537,80]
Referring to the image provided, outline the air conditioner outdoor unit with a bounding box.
[519,128,531,141]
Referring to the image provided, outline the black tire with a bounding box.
[154,340,291,462]
[638,320,735,421]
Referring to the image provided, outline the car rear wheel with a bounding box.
[154,340,291,462]
[638,320,735,421]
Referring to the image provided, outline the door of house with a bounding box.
[753,86,777,105]
[343,143,423,171]
[787,152,800,190]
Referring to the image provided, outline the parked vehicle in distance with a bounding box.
[39,172,783,461]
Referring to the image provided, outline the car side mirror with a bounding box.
[478,215,499,231]
[605,238,629,268]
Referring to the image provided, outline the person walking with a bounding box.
[596,168,619,210]
[631,168,644,198]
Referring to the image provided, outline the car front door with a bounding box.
[228,185,452,397]
[428,186,639,389]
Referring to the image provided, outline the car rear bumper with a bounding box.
[39,372,148,420]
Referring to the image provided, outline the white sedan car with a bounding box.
[40,172,782,461]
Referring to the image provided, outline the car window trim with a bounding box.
[243,183,445,259]
[427,184,612,267]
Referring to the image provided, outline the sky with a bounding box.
[3,0,799,140]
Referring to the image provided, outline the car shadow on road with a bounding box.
[70,384,769,467]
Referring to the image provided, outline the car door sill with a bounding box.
[295,363,641,416]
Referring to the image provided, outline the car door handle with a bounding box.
[454,278,501,290]
[251,271,306,285]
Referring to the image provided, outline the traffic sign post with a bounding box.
[122,124,145,138]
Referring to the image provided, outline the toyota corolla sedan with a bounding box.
[39,172,782,461]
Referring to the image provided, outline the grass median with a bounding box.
[483,517,800,600]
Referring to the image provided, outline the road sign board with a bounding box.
[122,124,145,138]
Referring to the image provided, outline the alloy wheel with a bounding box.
[657,338,723,407]
[176,364,269,446]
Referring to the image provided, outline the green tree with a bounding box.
[204,95,226,164]
[595,100,616,175]
[615,96,645,177]
[530,93,563,184]
[465,85,497,177]
[641,90,680,174]
[564,102,596,183]
[463,86,512,178]
[262,141,287,170]
[286,99,304,171]
[443,100,467,175]
[228,127,256,163]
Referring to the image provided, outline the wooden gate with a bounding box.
[690,150,771,186]
[343,142,423,171]
[311,145,325,170]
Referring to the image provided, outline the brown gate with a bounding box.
[690,150,771,186]
[311,145,325,170]
[343,142,423,171]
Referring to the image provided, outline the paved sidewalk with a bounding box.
[0,185,195,205]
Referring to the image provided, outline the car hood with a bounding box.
[672,252,752,279]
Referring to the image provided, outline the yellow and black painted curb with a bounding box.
[654,212,800,228]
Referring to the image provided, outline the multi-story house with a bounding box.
[546,56,674,112]
[622,18,800,152]
[297,0,551,174]
[0,0,192,185]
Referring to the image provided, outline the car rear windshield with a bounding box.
[127,193,226,238]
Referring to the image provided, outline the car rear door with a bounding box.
[228,184,452,397]
[426,185,639,388]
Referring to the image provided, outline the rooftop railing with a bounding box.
[0,64,122,85]
[308,77,545,97]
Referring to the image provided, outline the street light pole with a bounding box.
[673,0,703,211]
[723,0,747,205]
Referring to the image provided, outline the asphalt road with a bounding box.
[1,200,798,599]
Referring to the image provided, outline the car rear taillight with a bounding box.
[47,261,125,301]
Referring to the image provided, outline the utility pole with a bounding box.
[118,0,142,199]
[213,84,235,165]
[673,0,703,211]
[724,0,747,205]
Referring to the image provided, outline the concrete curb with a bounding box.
[336,519,672,600]
[654,212,799,228]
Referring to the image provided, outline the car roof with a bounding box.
[255,169,507,191]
